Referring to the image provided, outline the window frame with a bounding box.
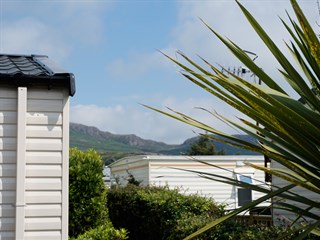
[235,173,254,207]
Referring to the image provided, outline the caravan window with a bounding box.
[239,175,252,184]
[237,174,253,206]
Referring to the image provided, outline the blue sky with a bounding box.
[0,1,318,143]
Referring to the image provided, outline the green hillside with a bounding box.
[70,123,257,164]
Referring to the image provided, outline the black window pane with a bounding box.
[238,188,252,206]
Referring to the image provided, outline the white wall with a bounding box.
[0,87,69,240]
[110,155,268,210]
[0,87,17,239]
[110,156,149,186]
[25,88,69,240]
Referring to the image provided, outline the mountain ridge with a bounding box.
[70,122,257,161]
[70,122,181,153]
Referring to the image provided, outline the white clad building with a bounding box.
[109,155,269,210]
[0,54,75,240]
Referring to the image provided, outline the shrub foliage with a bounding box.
[107,185,316,239]
[69,222,128,240]
[69,148,108,237]
[107,185,225,240]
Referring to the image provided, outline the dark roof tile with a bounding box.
[0,54,75,96]
[0,55,50,76]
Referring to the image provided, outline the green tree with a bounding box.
[146,0,320,238]
[69,148,108,238]
[187,135,225,155]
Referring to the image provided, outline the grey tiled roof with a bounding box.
[0,55,50,76]
[0,54,75,96]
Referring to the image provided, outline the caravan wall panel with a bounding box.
[24,88,65,237]
[110,155,268,210]
[0,87,17,237]
[150,161,237,208]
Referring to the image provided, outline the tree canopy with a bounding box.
[187,135,225,155]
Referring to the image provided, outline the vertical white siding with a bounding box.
[24,88,66,239]
[0,87,17,239]
[0,84,69,240]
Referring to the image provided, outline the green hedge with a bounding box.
[207,221,319,240]
[107,185,225,240]
[69,222,127,240]
[107,184,320,239]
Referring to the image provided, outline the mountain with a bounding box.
[70,123,258,163]
[70,123,182,153]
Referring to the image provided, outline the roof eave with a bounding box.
[0,73,76,96]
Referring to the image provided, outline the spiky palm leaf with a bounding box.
[146,0,320,238]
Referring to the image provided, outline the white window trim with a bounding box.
[234,171,254,208]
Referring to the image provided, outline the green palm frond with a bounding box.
[146,0,320,238]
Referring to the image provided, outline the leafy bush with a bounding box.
[70,222,128,240]
[69,148,108,237]
[171,214,300,240]
[107,185,225,240]
[107,185,317,239]
[206,221,318,240]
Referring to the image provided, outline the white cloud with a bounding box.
[1,1,111,62]
[70,96,245,144]
[1,17,70,62]
[58,1,112,45]
[71,103,190,144]
[106,50,174,81]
